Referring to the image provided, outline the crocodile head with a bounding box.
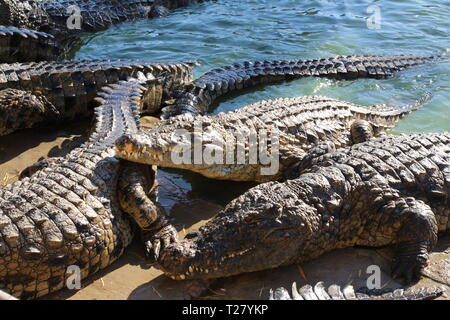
[157,181,314,280]
[115,113,281,181]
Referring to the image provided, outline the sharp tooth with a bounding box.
[204,269,209,274]
[189,266,193,273]
[179,275,185,280]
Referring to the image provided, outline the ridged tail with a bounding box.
[86,69,188,149]
[364,92,431,133]
[269,281,444,300]
[0,25,71,62]
[162,54,440,118]
[0,25,52,39]
[88,76,149,149]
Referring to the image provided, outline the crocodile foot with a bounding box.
[143,224,179,262]
[392,252,428,284]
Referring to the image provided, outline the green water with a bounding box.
[74,0,449,210]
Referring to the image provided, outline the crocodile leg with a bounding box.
[284,118,381,180]
[284,141,337,180]
[117,161,178,260]
[0,88,60,136]
[387,198,439,283]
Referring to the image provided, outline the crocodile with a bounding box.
[157,133,450,284]
[0,25,75,63]
[0,67,187,299]
[116,96,423,182]
[0,59,196,136]
[160,54,439,118]
[0,0,208,35]
[269,282,444,300]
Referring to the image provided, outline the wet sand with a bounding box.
[0,120,448,300]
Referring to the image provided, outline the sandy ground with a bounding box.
[0,119,448,300]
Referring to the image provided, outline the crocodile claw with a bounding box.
[144,225,179,262]
[391,256,426,284]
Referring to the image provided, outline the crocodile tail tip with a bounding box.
[411,91,432,111]
[188,60,201,67]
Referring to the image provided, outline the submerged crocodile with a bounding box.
[0,59,195,136]
[161,54,439,118]
[0,0,208,34]
[116,95,423,182]
[270,282,444,300]
[157,133,450,284]
[0,25,75,63]
[0,0,208,62]
[0,66,186,299]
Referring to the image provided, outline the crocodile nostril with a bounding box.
[115,134,139,155]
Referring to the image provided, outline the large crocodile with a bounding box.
[161,54,439,118]
[270,282,444,300]
[0,59,195,136]
[0,68,185,299]
[116,95,423,182]
[0,25,75,63]
[156,133,450,284]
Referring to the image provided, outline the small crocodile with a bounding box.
[157,133,450,283]
[269,282,444,300]
[116,96,422,182]
[0,67,185,299]
[0,25,75,63]
[0,59,196,136]
[161,54,439,118]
